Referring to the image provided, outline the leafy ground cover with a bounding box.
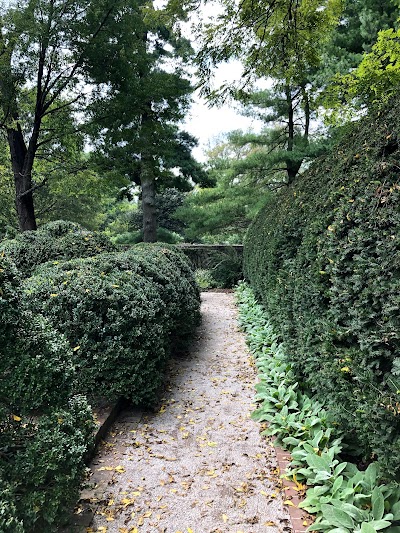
[236,283,400,533]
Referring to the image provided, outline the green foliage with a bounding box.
[177,135,270,243]
[0,250,94,531]
[0,398,95,532]
[236,283,400,533]
[194,269,217,290]
[0,480,24,533]
[23,245,200,403]
[198,0,342,93]
[322,27,400,122]
[0,311,75,412]
[0,255,21,340]
[0,220,115,277]
[244,95,400,477]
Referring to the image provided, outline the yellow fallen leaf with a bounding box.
[108,499,115,506]
[73,346,80,351]
[260,490,269,497]
[130,529,138,533]
[119,529,129,533]
[284,500,296,506]
[222,514,228,523]
[137,516,144,525]
[188,529,194,533]
[98,467,114,471]
[98,528,107,533]
[115,465,125,473]
[12,415,21,422]
[121,498,135,507]
[207,441,217,447]
[143,511,152,518]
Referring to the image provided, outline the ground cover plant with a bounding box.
[244,95,400,477]
[236,283,400,533]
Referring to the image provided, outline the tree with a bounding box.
[89,0,210,242]
[320,27,400,123]
[196,0,342,183]
[0,0,133,231]
[176,135,270,243]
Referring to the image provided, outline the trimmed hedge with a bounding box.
[1,242,199,529]
[244,97,400,477]
[0,220,115,277]
[23,245,200,403]
[0,399,94,532]
[0,253,95,532]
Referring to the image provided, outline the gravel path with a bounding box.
[86,292,292,533]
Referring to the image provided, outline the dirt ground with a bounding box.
[84,292,292,533]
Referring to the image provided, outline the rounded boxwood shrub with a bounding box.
[0,255,21,341]
[0,220,115,277]
[24,245,200,404]
[25,247,199,403]
[244,96,400,477]
[0,398,94,532]
[0,311,76,413]
[0,480,24,533]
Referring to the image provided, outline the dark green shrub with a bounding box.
[0,480,24,533]
[38,220,83,237]
[1,251,93,531]
[0,255,21,342]
[212,249,243,288]
[23,245,200,403]
[244,97,400,477]
[0,398,94,532]
[0,311,75,413]
[0,220,115,277]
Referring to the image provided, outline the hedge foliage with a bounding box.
[244,97,400,477]
[0,220,115,277]
[0,399,94,532]
[0,253,94,532]
[1,238,199,530]
[23,244,200,403]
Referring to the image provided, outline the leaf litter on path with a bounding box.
[87,293,292,533]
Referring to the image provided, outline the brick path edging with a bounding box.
[274,443,315,533]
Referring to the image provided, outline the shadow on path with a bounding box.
[79,293,292,533]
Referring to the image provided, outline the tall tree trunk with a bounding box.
[7,125,37,231]
[141,157,157,243]
[285,85,301,184]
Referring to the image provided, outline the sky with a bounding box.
[183,62,264,161]
[179,2,265,162]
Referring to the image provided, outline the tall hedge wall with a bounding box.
[244,98,400,477]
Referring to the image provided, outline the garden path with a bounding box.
[84,292,292,533]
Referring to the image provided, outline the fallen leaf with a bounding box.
[121,498,135,507]
[12,415,21,422]
[222,514,228,523]
[284,500,296,507]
